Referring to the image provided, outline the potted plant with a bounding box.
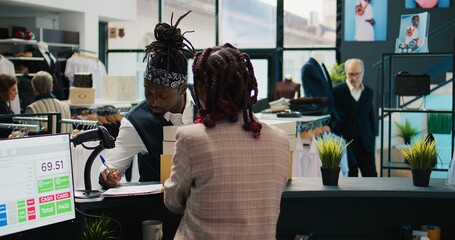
[83,214,120,240]
[400,137,437,187]
[315,133,351,186]
[330,61,346,86]
[395,119,420,145]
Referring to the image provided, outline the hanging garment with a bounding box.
[28,47,65,100]
[65,52,107,98]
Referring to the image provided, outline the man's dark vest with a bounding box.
[125,101,171,182]
[125,86,197,182]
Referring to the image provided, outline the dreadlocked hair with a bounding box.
[192,43,262,139]
[143,10,195,74]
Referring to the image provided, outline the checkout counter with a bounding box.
[3,177,454,240]
[74,177,455,240]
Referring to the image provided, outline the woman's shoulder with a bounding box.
[259,121,290,139]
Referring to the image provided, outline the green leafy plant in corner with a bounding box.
[316,133,352,169]
[400,137,437,169]
[84,214,120,240]
[395,119,420,144]
[330,61,346,85]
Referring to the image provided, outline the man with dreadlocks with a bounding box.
[164,43,290,239]
[99,11,197,189]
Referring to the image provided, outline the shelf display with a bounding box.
[380,52,454,177]
[0,28,80,110]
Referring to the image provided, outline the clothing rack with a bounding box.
[0,123,40,131]
[14,116,99,129]
[75,48,97,55]
[72,104,132,116]
[13,116,48,122]
[3,113,61,133]
[71,52,98,61]
[298,116,331,133]
[60,118,99,128]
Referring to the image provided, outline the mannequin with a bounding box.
[274,74,301,100]
[37,41,56,67]
[301,53,338,123]
[29,41,64,99]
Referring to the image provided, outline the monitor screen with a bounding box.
[0,134,76,237]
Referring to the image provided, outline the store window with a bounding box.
[283,0,336,47]
[219,0,276,48]
[163,0,216,49]
[187,58,269,100]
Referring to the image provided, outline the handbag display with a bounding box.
[74,72,93,88]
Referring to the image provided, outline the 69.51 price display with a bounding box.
[36,158,69,177]
[41,160,64,172]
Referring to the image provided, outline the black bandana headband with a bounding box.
[144,64,187,88]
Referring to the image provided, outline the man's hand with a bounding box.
[366,19,375,26]
[99,168,122,189]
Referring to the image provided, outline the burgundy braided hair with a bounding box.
[192,43,262,139]
[143,10,195,74]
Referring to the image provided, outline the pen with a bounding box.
[100,155,111,175]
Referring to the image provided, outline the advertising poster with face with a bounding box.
[344,0,388,42]
[395,12,430,53]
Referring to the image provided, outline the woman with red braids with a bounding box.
[164,43,290,239]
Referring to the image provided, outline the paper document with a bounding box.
[102,184,163,197]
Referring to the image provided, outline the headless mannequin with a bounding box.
[274,75,301,100]
[310,52,332,86]
[37,41,56,66]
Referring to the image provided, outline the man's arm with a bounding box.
[366,18,375,26]
[99,117,147,188]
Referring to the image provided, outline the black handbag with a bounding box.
[74,73,93,88]
[394,71,430,96]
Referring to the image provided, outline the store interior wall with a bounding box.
[339,2,455,112]
[0,0,137,53]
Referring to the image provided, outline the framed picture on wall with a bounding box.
[405,0,451,9]
[395,12,430,53]
[344,0,388,42]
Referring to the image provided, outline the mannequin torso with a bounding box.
[275,79,301,99]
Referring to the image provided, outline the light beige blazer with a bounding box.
[164,118,290,240]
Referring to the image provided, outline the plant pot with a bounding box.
[320,167,340,186]
[411,168,431,187]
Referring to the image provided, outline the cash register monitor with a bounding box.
[0,134,76,237]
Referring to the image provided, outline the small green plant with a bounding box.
[400,137,437,169]
[330,61,346,85]
[316,134,352,169]
[84,214,120,240]
[395,119,420,144]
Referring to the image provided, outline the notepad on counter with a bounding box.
[102,183,163,197]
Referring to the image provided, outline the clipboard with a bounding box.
[102,183,163,197]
